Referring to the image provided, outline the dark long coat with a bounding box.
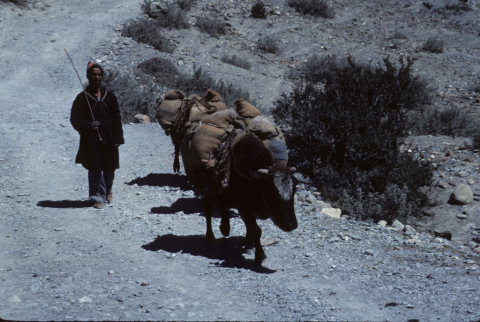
[70,85,124,170]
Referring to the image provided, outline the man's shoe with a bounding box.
[106,193,113,203]
[93,202,104,209]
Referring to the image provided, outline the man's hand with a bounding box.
[92,121,100,130]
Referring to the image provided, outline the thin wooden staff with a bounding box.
[64,48,102,141]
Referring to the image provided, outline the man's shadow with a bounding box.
[37,200,92,208]
[126,173,192,190]
[142,234,276,273]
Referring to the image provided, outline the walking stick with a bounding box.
[64,48,102,142]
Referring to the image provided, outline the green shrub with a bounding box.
[196,19,227,38]
[257,36,280,54]
[137,57,178,86]
[220,54,252,70]
[287,0,335,18]
[252,1,267,19]
[103,68,164,123]
[122,18,174,53]
[421,37,445,53]
[272,56,434,222]
[174,65,257,109]
[410,105,480,137]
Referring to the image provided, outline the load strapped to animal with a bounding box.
[156,88,288,197]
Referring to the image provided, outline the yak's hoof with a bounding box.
[219,223,230,237]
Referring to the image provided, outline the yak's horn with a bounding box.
[257,169,269,175]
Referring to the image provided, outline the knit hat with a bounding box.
[86,61,104,75]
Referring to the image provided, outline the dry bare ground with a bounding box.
[1,0,480,321]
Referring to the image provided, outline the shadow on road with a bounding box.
[142,234,276,274]
[126,173,192,190]
[37,200,92,208]
[151,197,203,215]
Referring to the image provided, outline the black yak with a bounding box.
[200,133,297,264]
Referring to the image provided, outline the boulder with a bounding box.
[320,208,341,219]
[449,184,474,205]
[149,0,174,17]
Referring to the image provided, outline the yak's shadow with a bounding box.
[37,200,92,208]
[142,234,276,273]
[151,197,203,215]
[126,173,192,190]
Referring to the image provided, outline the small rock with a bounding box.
[449,184,474,205]
[378,220,387,227]
[134,114,150,124]
[321,208,341,219]
[364,250,375,256]
[108,270,115,275]
[457,214,468,219]
[392,220,404,231]
[406,304,415,309]
[261,237,279,247]
[468,179,475,185]
[7,295,21,303]
[78,296,92,303]
[177,60,184,66]
[404,225,416,236]
[438,182,451,189]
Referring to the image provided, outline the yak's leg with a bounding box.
[217,200,230,237]
[202,197,215,241]
[241,211,266,264]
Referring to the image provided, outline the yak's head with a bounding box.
[255,166,298,232]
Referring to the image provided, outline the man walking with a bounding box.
[70,62,124,209]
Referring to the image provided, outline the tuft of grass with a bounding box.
[196,19,227,38]
[221,54,252,70]
[137,57,178,86]
[156,4,191,29]
[103,68,165,123]
[287,0,335,18]
[257,36,280,54]
[174,65,258,109]
[1,0,29,6]
[272,56,434,222]
[122,18,174,53]
[421,36,445,53]
[252,1,267,19]
[444,4,472,12]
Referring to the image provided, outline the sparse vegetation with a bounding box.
[410,105,480,137]
[103,68,164,123]
[155,3,191,29]
[444,4,472,12]
[252,1,267,19]
[137,57,178,87]
[287,0,335,18]
[1,0,29,6]
[221,54,252,70]
[196,19,227,38]
[122,18,174,53]
[421,37,445,53]
[388,32,408,40]
[174,65,258,109]
[302,54,348,83]
[272,56,434,222]
[422,2,433,9]
[257,36,280,54]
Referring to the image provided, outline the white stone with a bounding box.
[7,295,21,303]
[320,208,341,219]
[79,296,93,303]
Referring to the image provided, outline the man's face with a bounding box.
[88,67,103,86]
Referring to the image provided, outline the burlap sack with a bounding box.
[246,116,278,141]
[235,99,262,126]
[201,108,238,128]
[263,136,288,168]
[156,90,185,131]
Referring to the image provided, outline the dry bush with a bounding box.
[302,54,348,83]
[221,54,251,70]
[1,0,29,6]
[103,68,164,123]
[257,36,280,54]
[272,56,434,222]
[122,18,174,53]
[174,65,258,110]
[252,1,267,19]
[287,0,335,18]
[137,57,178,86]
[196,19,227,38]
[421,36,445,53]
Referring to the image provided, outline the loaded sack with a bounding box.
[155,90,185,132]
